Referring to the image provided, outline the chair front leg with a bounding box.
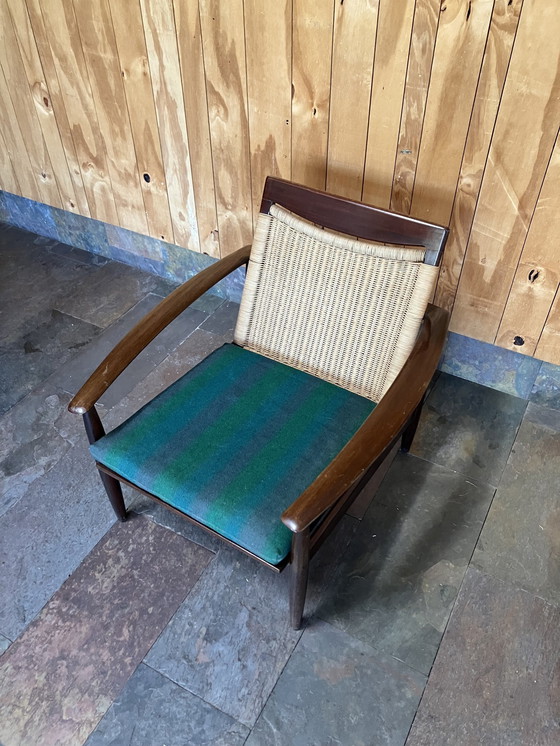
[83,407,127,522]
[290,528,310,630]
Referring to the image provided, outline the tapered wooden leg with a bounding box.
[400,398,424,453]
[83,407,127,521]
[98,468,127,521]
[290,529,310,630]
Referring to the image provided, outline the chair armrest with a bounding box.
[281,304,449,533]
[68,245,251,414]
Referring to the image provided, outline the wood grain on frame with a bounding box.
[174,0,219,257]
[291,0,334,192]
[244,0,292,221]
[326,0,379,201]
[451,0,560,342]
[363,0,415,209]
[434,0,523,315]
[198,0,253,256]
[140,0,200,251]
[109,0,173,243]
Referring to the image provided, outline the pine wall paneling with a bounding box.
[1,0,559,366]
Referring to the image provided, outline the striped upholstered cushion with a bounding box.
[91,344,375,564]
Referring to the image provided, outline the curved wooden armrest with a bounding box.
[281,303,449,533]
[69,245,251,414]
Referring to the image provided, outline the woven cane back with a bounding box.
[234,204,439,403]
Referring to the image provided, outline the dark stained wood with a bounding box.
[68,245,251,414]
[290,528,310,630]
[261,177,449,266]
[70,179,450,629]
[83,409,126,521]
[281,304,449,533]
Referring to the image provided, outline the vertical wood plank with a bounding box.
[0,0,61,208]
[198,0,253,255]
[37,0,118,223]
[0,126,20,195]
[173,0,219,257]
[326,0,379,201]
[73,0,148,234]
[362,0,415,209]
[391,0,440,214]
[410,0,494,225]
[24,0,90,217]
[244,0,292,219]
[291,0,334,191]
[434,0,522,314]
[108,0,173,243]
[451,0,560,342]
[6,0,81,213]
[139,0,200,251]
[0,63,41,201]
[535,288,560,365]
[496,132,560,355]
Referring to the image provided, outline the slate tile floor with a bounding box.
[0,222,558,746]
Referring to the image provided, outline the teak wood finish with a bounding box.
[70,178,450,629]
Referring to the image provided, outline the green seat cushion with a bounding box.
[91,344,375,564]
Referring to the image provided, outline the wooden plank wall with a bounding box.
[1,0,559,364]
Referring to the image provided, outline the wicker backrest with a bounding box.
[234,204,439,402]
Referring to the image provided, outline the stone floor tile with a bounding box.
[407,568,560,746]
[0,246,98,343]
[85,663,249,746]
[524,400,560,432]
[472,414,560,605]
[53,259,176,328]
[145,548,301,727]
[319,454,495,674]
[128,496,223,553]
[0,443,116,640]
[0,384,83,516]
[199,300,240,335]
[530,360,560,411]
[48,241,111,267]
[411,372,526,486]
[439,331,542,399]
[191,291,225,315]
[0,309,102,416]
[0,635,10,655]
[57,294,206,408]
[0,516,213,746]
[247,619,426,746]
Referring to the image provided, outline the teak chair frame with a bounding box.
[69,177,449,629]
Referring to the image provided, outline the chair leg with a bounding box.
[401,398,424,453]
[98,468,127,522]
[290,529,310,630]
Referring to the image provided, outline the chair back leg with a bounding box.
[400,398,425,453]
[290,528,310,630]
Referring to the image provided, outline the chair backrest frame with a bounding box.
[260,177,449,266]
